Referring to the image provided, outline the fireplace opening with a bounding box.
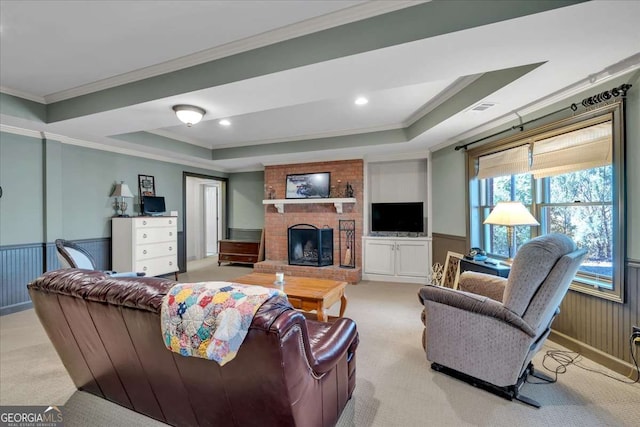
[288,224,333,267]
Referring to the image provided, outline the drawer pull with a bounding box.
[143,266,148,271]
[143,250,147,254]
[169,232,173,236]
[143,233,147,238]
[169,261,173,266]
[169,220,172,224]
[169,246,173,251]
[143,220,147,225]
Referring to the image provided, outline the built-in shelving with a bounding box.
[263,198,356,214]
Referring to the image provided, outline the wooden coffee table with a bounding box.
[231,272,347,322]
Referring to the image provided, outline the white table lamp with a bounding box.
[110,181,134,217]
[484,201,539,263]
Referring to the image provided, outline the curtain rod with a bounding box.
[454,83,632,151]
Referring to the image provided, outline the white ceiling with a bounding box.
[1,0,639,172]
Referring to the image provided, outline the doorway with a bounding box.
[183,173,227,265]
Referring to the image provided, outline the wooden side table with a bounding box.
[459,258,510,278]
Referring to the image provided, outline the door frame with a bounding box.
[181,172,228,272]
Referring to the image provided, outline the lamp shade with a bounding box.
[110,181,134,198]
[484,201,539,226]
[173,104,205,126]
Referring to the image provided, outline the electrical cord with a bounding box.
[528,333,640,385]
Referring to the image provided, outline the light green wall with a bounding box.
[431,70,640,259]
[431,147,467,236]
[228,171,265,229]
[0,132,44,245]
[0,131,229,244]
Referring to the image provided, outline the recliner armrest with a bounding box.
[458,271,507,301]
[419,285,535,337]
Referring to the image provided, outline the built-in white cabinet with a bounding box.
[112,217,178,277]
[363,236,431,284]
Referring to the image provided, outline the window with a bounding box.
[467,102,625,302]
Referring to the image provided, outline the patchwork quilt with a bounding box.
[161,281,285,366]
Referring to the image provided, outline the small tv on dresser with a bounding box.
[142,196,166,216]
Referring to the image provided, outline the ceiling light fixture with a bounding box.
[219,119,231,126]
[172,105,206,127]
[354,97,369,106]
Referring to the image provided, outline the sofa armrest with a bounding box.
[458,271,507,302]
[306,318,359,374]
[419,285,535,337]
[270,312,358,375]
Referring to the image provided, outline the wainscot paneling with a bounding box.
[0,243,42,315]
[551,261,640,377]
[432,233,468,266]
[1,238,110,315]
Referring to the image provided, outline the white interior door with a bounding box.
[204,185,219,256]
[186,176,223,262]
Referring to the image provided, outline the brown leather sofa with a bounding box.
[28,269,359,426]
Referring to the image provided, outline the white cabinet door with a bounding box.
[396,240,430,277]
[364,239,395,275]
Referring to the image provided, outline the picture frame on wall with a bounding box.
[138,174,155,197]
[285,172,330,199]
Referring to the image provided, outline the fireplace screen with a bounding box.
[288,224,333,267]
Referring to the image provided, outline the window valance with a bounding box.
[475,121,611,179]
[530,121,612,178]
[476,144,530,180]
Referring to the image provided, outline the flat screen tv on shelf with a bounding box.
[142,196,166,216]
[371,202,424,233]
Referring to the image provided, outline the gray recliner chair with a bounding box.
[419,233,587,407]
[55,239,144,278]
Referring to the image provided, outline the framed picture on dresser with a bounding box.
[138,174,155,197]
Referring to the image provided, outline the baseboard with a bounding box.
[549,329,638,380]
[1,301,33,316]
[362,273,427,284]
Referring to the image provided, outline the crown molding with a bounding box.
[43,1,422,104]
[0,124,44,139]
[0,124,230,172]
[403,74,482,127]
[0,87,45,104]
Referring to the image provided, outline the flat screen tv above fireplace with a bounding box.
[371,202,423,233]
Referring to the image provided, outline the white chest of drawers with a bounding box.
[112,217,178,277]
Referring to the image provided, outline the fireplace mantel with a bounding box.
[263,198,356,214]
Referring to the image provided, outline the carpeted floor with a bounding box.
[1,257,639,426]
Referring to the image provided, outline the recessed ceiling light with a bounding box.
[354,97,369,106]
[219,119,231,126]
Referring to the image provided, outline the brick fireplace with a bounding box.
[255,159,363,283]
